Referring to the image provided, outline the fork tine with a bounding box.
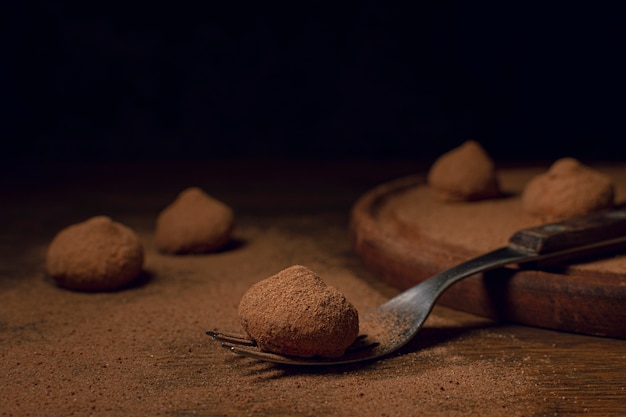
[208,329,381,365]
[221,342,302,364]
[206,330,257,347]
[218,333,380,365]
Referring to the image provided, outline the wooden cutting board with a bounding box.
[349,166,626,338]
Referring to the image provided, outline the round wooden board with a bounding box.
[349,166,626,339]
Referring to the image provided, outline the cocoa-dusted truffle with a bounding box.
[427,140,501,202]
[522,157,615,222]
[45,216,144,291]
[155,187,234,254]
[238,265,359,358]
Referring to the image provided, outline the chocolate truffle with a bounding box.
[155,187,234,254]
[522,157,615,222]
[427,140,501,202]
[45,216,144,292]
[238,265,359,358]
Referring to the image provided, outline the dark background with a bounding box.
[5,2,625,165]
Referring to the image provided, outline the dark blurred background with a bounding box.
[4,2,625,165]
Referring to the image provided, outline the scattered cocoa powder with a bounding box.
[45,215,144,291]
[155,187,234,254]
[427,140,501,202]
[522,157,615,222]
[7,160,620,417]
[238,264,360,358]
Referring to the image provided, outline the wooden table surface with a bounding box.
[1,159,625,416]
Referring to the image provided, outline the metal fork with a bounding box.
[207,207,626,366]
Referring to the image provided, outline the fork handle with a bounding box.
[509,207,626,255]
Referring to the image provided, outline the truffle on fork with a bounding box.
[208,207,626,365]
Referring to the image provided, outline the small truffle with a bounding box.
[427,140,501,202]
[238,265,359,358]
[522,157,615,222]
[45,216,144,291]
[155,187,234,254]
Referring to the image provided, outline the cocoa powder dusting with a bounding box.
[522,157,615,222]
[2,211,535,417]
[45,215,144,291]
[2,160,592,417]
[427,140,501,202]
[238,265,359,358]
[155,187,234,254]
